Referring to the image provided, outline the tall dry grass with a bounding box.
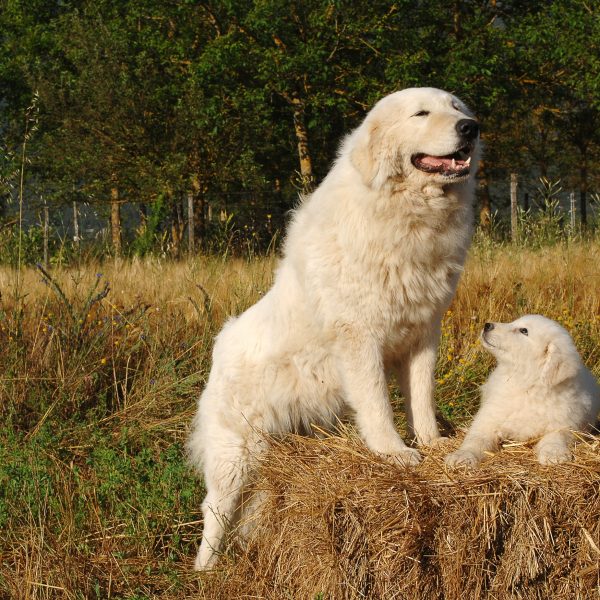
[0,240,599,599]
[0,254,276,323]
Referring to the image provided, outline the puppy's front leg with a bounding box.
[337,330,421,466]
[445,415,500,468]
[535,430,573,465]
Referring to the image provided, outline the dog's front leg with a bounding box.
[336,330,421,466]
[397,327,442,446]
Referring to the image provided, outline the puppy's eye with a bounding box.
[413,110,430,117]
[519,328,528,336]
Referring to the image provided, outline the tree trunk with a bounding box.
[138,203,148,234]
[291,95,314,195]
[453,0,462,39]
[110,187,122,257]
[478,162,492,232]
[190,173,207,250]
[170,198,184,258]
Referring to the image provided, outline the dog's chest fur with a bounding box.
[285,177,474,355]
[345,186,472,333]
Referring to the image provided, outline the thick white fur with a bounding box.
[188,87,480,570]
[446,315,600,468]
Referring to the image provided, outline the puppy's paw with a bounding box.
[537,444,572,465]
[380,447,422,467]
[445,449,480,468]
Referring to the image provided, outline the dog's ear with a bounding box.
[541,342,579,386]
[350,120,385,187]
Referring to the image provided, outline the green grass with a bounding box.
[0,426,201,597]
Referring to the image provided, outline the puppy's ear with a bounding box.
[541,342,579,386]
[350,120,383,187]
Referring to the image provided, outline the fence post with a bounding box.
[570,191,576,234]
[73,201,80,249]
[187,191,195,254]
[43,201,49,269]
[510,173,518,243]
[110,186,122,257]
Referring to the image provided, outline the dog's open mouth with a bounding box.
[411,146,472,178]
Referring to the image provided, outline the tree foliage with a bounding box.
[0,0,598,253]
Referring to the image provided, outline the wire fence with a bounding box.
[1,175,598,267]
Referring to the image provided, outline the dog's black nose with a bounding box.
[483,322,494,332]
[456,119,479,141]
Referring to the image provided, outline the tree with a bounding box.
[512,0,600,221]
[1,0,599,256]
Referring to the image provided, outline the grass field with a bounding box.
[1,239,599,599]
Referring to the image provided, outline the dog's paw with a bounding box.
[193,557,213,572]
[380,447,422,467]
[421,435,450,448]
[193,547,219,572]
[537,444,572,465]
[444,449,480,468]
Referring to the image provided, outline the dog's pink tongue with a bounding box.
[420,155,447,168]
[420,155,462,168]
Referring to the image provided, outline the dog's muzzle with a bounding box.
[456,119,479,142]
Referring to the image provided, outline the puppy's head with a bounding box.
[348,87,480,189]
[481,315,581,386]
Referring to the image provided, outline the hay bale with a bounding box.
[199,434,600,600]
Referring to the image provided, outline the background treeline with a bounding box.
[1,0,599,260]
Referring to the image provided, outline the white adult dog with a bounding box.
[188,87,480,570]
[446,315,600,468]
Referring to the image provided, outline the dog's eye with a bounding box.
[413,110,430,117]
[519,328,528,336]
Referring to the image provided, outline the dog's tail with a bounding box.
[186,407,205,475]
[186,381,217,475]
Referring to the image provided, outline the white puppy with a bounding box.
[446,315,600,468]
[188,87,480,570]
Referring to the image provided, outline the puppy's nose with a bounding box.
[483,322,494,332]
[456,119,479,141]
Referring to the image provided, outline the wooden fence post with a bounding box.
[510,173,518,243]
[43,201,49,269]
[110,187,122,257]
[73,201,80,249]
[570,191,576,234]
[187,191,195,254]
